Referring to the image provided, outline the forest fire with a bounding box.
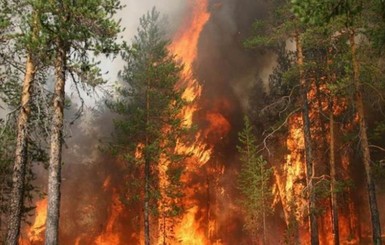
[12,0,385,244]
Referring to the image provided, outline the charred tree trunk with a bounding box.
[349,29,382,245]
[329,101,339,245]
[6,53,36,245]
[45,42,66,245]
[295,32,319,245]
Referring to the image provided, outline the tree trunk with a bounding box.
[329,102,339,245]
[295,32,319,245]
[144,84,150,245]
[45,43,66,245]
[261,162,266,245]
[6,53,36,245]
[262,206,266,245]
[144,156,150,245]
[349,29,382,245]
[327,46,340,245]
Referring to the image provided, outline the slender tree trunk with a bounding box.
[144,156,150,245]
[261,163,266,245]
[162,216,166,245]
[326,46,340,245]
[45,43,66,245]
[329,101,339,245]
[144,84,150,245]
[349,29,382,245]
[295,32,319,245]
[6,53,36,245]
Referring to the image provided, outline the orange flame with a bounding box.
[19,198,47,244]
[29,199,47,243]
[168,0,217,244]
[175,206,206,245]
[93,189,123,245]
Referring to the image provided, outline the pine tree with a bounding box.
[108,8,189,245]
[1,0,51,242]
[237,116,272,245]
[36,0,122,243]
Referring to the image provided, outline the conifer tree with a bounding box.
[108,8,189,245]
[237,116,272,245]
[1,0,51,242]
[34,0,122,243]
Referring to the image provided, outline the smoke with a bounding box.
[197,0,273,113]
[96,0,189,87]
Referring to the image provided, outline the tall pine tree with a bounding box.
[108,8,189,245]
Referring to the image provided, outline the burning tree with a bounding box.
[108,8,190,245]
[291,1,385,244]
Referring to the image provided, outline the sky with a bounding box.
[72,0,188,107]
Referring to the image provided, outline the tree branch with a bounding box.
[258,107,300,156]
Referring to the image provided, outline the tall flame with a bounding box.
[171,0,210,129]
[169,0,215,244]
[93,189,123,245]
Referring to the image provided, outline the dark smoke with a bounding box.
[190,0,281,244]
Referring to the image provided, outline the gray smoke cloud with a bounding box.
[97,0,188,87]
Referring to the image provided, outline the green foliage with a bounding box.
[373,161,385,184]
[237,116,273,235]
[244,2,302,51]
[0,119,15,240]
[291,0,363,25]
[108,7,189,223]
[0,113,48,240]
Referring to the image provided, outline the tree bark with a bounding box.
[295,32,319,245]
[262,162,266,245]
[45,43,66,245]
[349,29,382,245]
[6,53,36,245]
[144,84,150,245]
[329,102,339,245]
[144,156,150,245]
[326,46,340,245]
